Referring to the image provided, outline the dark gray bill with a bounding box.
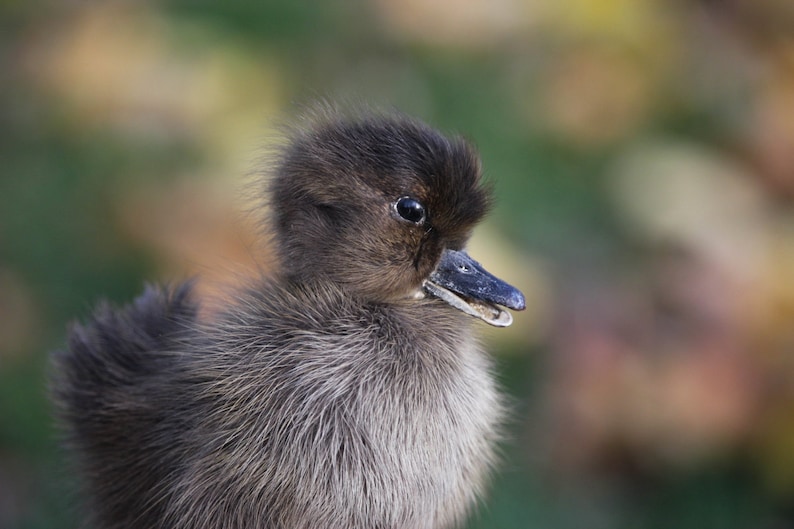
[423,249,526,327]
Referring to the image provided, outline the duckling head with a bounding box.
[270,112,525,326]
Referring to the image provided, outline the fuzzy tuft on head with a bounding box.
[268,110,492,302]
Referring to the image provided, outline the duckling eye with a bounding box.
[394,197,426,225]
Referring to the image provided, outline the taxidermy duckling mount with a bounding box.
[52,110,526,529]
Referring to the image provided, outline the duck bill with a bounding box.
[423,249,526,327]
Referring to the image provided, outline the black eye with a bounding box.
[394,197,426,225]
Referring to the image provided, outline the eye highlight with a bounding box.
[394,197,426,225]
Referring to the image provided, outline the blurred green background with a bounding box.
[3,0,794,527]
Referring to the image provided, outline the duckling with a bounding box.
[51,111,525,529]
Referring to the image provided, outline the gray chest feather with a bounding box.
[174,299,504,529]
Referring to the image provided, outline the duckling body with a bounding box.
[52,112,524,529]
